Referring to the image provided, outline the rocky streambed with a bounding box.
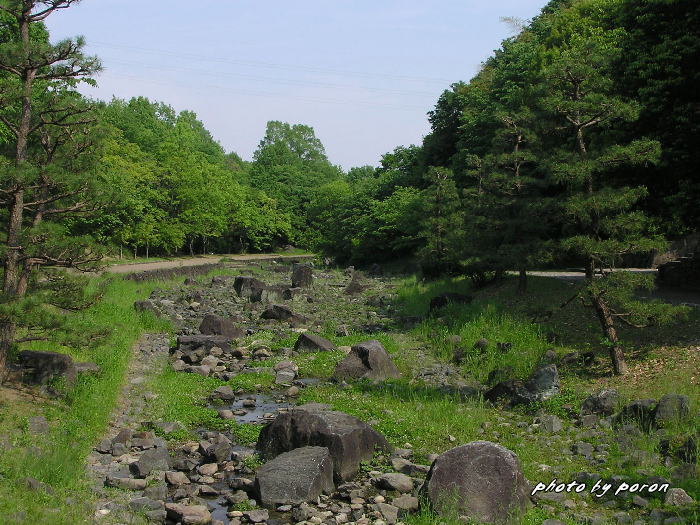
[87,261,698,525]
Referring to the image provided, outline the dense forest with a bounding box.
[3,0,697,264]
[0,0,698,376]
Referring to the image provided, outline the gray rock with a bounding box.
[654,394,690,427]
[131,447,171,478]
[257,403,391,482]
[18,350,76,385]
[254,446,334,506]
[581,389,620,416]
[144,482,168,500]
[199,433,232,463]
[243,509,269,523]
[375,473,413,493]
[177,334,231,353]
[166,471,191,486]
[664,487,694,506]
[392,494,419,512]
[106,475,147,491]
[376,502,399,524]
[573,442,594,457]
[199,314,246,339]
[294,332,335,352]
[275,369,296,385]
[291,264,313,288]
[129,497,163,512]
[134,300,160,315]
[233,276,266,298]
[519,364,560,403]
[164,503,212,524]
[332,340,400,382]
[539,415,563,433]
[422,441,529,524]
[210,385,236,401]
[391,457,430,476]
[260,304,308,325]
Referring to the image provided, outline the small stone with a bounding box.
[198,463,218,476]
[631,495,648,507]
[243,509,269,523]
[539,415,563,433]
[165,471,191,486]
[391,494,418,512]
[286,386,299,397]
[218,409,235,420]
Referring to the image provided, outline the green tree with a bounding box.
[0,0,102,381]
[540,2,680,375]
[248,121,341,245]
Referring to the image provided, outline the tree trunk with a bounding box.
[517,269,527,295]
[189,238,194,257]
[0,322,14,384]
[145,242,149,259]
[591,292,628,375]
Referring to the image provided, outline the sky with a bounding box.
[46,0,548,170]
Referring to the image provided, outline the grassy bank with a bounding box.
[0,275,174,524]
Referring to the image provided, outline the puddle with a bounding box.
[216,393,294,424]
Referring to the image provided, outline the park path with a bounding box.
[103,253,313,274]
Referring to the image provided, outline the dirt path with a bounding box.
[526,269,700,306]
[104,253,313,274]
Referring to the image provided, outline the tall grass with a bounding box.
[0,275,173,524]
[396,276,548,383]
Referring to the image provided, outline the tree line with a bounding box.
[0,0,697,378]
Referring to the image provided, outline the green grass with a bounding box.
[0,275,174,524]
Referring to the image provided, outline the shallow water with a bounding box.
[222,393,294,424]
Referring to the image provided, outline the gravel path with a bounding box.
[104,254,313,274]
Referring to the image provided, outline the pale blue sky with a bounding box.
[46,0,547,170]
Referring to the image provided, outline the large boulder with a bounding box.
[18,350,76,385]
[198,314,245,339]
[332,340,400,382]
[422,441,529,524]
[176,334,232,354]
[254,446,334,506]
[257,403,391,481]
[291,264,314,288]
[234,276,266,298]
[294,332,335,352]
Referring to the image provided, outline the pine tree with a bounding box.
[540,14,681,375]
[0,0,102,381]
